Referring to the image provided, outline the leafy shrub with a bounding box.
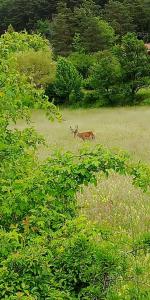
[15,50,56,88]
[0,30,59,111]
[82,90,99,107]
[50,218,126,299]
[0,30,50,59]
[69,89,84,106]
[90,50,121,105]
[68,52,94,78]
[54,57,82,103]
[0,218,126,299]
[113,33,150,103]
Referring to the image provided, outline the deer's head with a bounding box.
[70,125,78,138]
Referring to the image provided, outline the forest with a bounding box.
[0,1,150,299]
[0,0,150,106]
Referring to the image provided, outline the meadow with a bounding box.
[13,106,150,162]
[13,106,150,236]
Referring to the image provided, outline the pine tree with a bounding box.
[51,2,74,56]
[74,0,115,53]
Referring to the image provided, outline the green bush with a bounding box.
[82,90,99,107]
[68,52,94,78]
[15,49,56,88]
[0,30,50,59]
[90,50,121,105]
[54,57,82,103]
[113,33,150,104]
[50,218,126,299]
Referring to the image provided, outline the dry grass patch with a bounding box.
[78,173,150,239]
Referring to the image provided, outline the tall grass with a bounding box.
[12,106,150,162]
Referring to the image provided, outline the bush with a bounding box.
[50,218,126,299]
[82,90,98,106]
[68,52,94,78]
[15,49,56,88]
[0,30,50,59]
[54,57,82,103]
[113,33,150,104]
[90,50,121,105]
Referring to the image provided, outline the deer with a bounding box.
[70,125,95,141]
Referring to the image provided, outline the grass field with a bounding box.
[12,106,150,234]
[13,106,150,162]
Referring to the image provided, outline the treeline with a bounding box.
[0,0,150,40]
[0,0,150,107]
[3,27,150,107]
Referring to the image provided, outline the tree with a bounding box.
[81,17,115,53]
[54,57,82,103]
[124,0,150,40]
[0,30,56,91]
[0,30,50,59]
[91,50,121,104]
[103,0,135,36]
[0,30,60,117]
[36,19,54,40]
[0,0,57,34]
[74,0,115,53]
[15,50,56,88]
[114,33,150,103]
[68,52,94,78]
[51,2,74,56]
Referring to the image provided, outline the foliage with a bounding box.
[126,0,150,40]
[1,11,150,300]
[1,124,150,298]
[0,218,126,299]
[15,50,56,88]
[114,33,150,103]
[82,90,98,106]
[81,17,115,53]
[36,19,53,40]
[0,0,150,47]
[68,52,94,78]
[0,0,57,34]
[0,31,60,116]
[103,0,135,36]
[0,30,50,59]
[54,57,82,103]
[90,51,121,105]
[74,1,115,53]
[51,1,74,56]
[51,0,115,56]
[72,33,85,54]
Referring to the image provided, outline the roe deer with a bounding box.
[70,125,95,141]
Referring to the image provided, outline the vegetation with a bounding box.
[54,57,82,103]
[0,2,150,299]
[0,0,150,106]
